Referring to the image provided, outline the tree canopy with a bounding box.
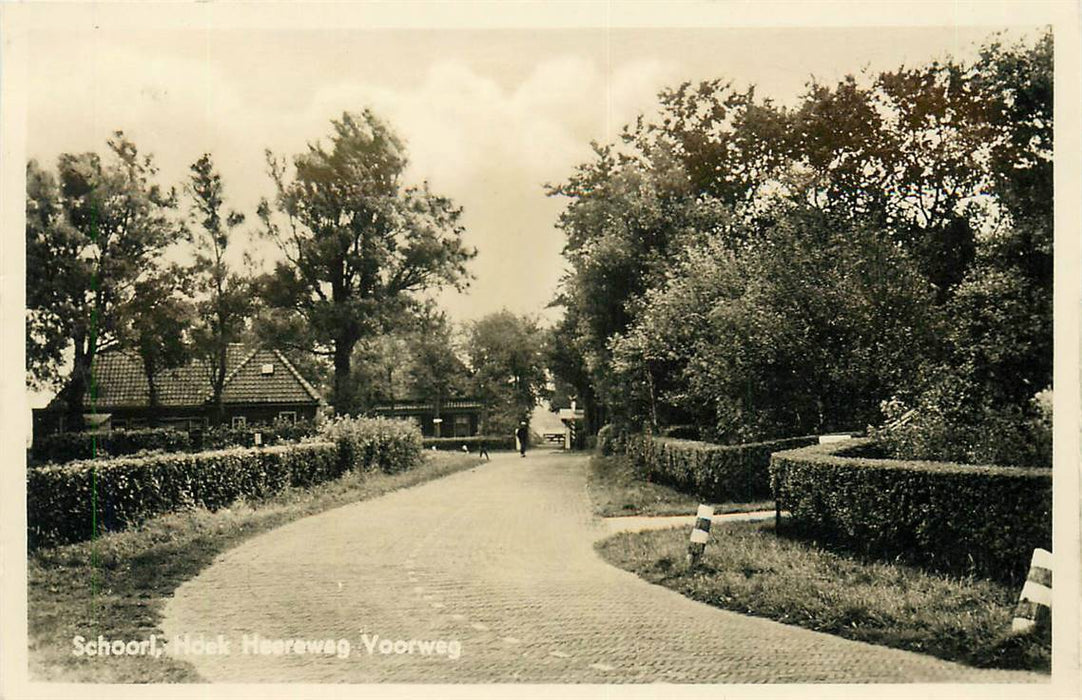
[548,29,1052,461]
[257,110,476,414]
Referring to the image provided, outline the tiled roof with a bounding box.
[81,345,320,410]
[219,348,321,405]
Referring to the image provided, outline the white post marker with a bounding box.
[687,504,714,568]
[1011,547,1052,635]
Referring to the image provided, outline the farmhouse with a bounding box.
[35,345,323,434]
[371,398,484,438]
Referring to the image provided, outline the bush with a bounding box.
[27,442,341,548]
[630,433,818,502]
[873,384,1052,469]
[198,417,319,451]
[422,435,516,452]
[320,416,423,474]
[30,428,192,464]
[770,439,1052,584]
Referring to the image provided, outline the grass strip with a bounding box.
[596,520,1049,673]
[28,451,481,683]
[587,453,773,517]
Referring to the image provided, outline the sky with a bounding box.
[24,23,1034,333]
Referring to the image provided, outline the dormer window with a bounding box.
[260,363,274,376]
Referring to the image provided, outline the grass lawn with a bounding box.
[596,520,1049,673]
[586,453,774,517]
[27,451,481,683]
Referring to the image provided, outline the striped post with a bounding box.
[1011,548,1052,635]
[687,504,714,568]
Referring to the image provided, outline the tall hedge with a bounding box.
[29,416,425,548]
[628,433,819,502]
[27,442,341,548]
[770,439,1052,584]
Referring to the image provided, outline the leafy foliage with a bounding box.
[464,310,548,434]
[257,110,475,414]
[549,30,1052,460]
[319,415,423,474]
[26,133,181,428]
[187,154,253,423]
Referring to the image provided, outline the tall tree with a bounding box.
[466,310,548,434]
[26,133,179,429]
[257,110,475,414]
[114,265,194,423]
[405,310,469,416]
[187,153,252,423]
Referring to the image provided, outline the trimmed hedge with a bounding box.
[30,420,321,465]
[628,433,819,502]
[770,439,1053,584]
[29,428,192,464]
[28,416,425,548]
[27,442,342,548]
[320,416,423,474]
[422,435,517,451]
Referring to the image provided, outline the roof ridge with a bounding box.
[271,348,323,403]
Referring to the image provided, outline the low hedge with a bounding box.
[628,433,819,502]
[422,435,518,451]
[28,442,342,548]
[30,428,192,464]
[30,420,321,465]
[769,439,1053,584]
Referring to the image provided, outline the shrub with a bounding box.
[873,384,1052,469]
[198,417,319,451]
[422,435,516,452]
[631,433,818,502]
[770,439,1052,584]
[320,416,423,474]
[27,442,341,548]
[30,428,192,464]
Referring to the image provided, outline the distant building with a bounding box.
[34,345,323,434]
[371,398,483,438]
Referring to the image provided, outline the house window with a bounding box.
[260,363,275,375]
[232,416,247,429]
[278,411,297,425]
[454,414,470,438]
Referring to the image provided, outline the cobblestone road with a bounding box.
[161,450,1043,683]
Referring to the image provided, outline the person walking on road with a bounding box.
[516,422,529,458]
[478,439,490,461]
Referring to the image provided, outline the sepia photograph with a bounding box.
[1,2,1079,697]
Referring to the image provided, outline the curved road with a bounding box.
[161,450,1043,683]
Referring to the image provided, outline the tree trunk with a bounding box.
[63,336,90,432]
[333,339,354,415]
